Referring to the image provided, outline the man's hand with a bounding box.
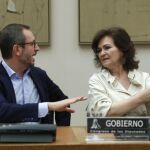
[48,96,87,113]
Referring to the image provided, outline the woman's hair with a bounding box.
[91,27,139,71]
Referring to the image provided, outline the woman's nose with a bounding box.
[100,49,106,56]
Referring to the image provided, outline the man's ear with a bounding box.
[12,44,22,56]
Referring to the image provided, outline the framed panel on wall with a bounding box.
[79,0,150,44]
[0,0,50,45]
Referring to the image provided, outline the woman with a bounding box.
[87,27,150,117]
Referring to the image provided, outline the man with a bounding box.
[0,24,86,125]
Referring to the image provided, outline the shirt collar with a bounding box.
[2,60,30,78]
[100,68,142,86]
[2,60,15,77]
[128,70,142,85]
[100,68,115,84]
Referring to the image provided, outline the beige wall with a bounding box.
[36,0,150,126]
[35,0,96,126]
[1,0,150,126]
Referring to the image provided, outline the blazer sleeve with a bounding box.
[0,84,39,123]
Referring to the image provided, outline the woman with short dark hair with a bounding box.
[87,27,150,117]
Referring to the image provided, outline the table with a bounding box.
[0,127,150,150]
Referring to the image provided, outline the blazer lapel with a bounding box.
[0,64,16,103]
[29,68,46,102]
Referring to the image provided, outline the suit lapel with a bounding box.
[0,64,16,103]
[29,68,46,102]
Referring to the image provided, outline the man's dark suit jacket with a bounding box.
[0,63,70,126]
